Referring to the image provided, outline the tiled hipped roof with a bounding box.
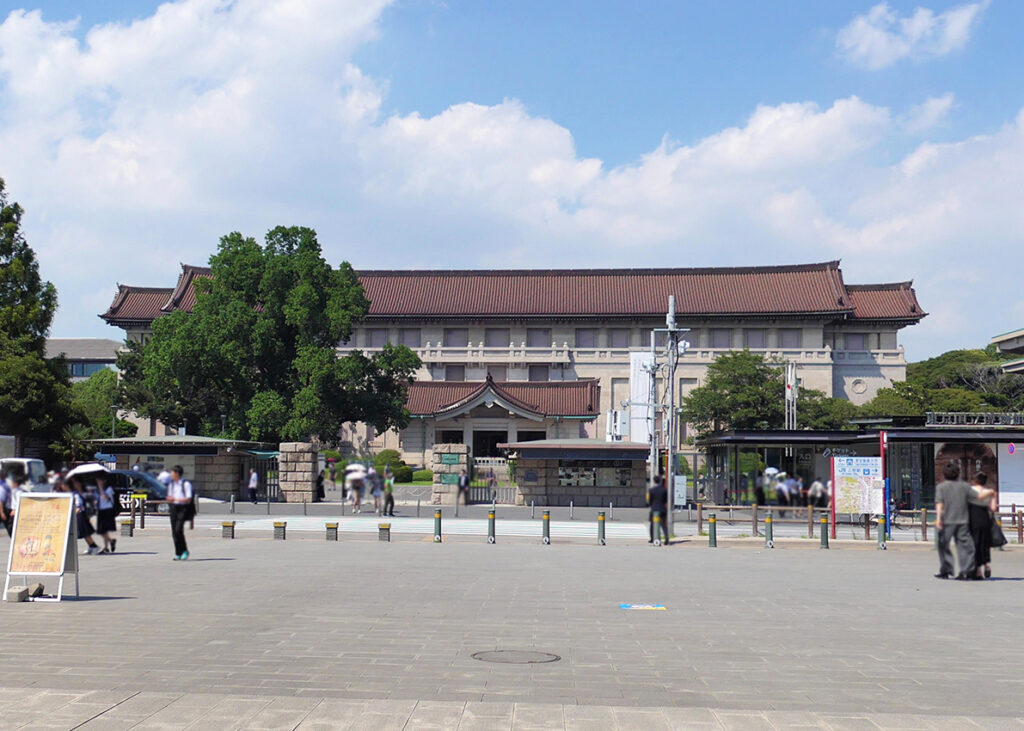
[406,380,600,418]
[100,261,925,324]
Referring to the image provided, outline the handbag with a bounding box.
[991,518,1008,548]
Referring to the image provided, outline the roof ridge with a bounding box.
[846,282,914,291]
[357,261,842,277]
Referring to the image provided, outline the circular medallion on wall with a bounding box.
[851,378,867,395]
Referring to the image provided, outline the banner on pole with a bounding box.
[832,457,884,515]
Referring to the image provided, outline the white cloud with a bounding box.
[836,2,988,70]
[0,0,1022,360]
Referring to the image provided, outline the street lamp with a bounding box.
[111,405,118,438]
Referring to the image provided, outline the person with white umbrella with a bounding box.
[66,465,107,555]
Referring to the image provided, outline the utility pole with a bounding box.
[660,296,689,539]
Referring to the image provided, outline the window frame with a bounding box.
[443,328,469,348]
[528,365,550,382]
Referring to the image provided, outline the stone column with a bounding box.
[431,442,469,505]
[278,442,317,503]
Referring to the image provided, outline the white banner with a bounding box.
[629,352,653,444]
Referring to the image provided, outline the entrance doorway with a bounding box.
[473,430,508,458]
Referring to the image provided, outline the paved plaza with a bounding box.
[2,529,1024,729]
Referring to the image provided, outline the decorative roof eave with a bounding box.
[434,386,546,422]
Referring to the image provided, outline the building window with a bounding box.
[779,328,802,348]
[399,328,421,348]
[444,365,466,381]
[485,328,510,348]
[487,365,507,381]
[711,328,732,348]
[439,430,462,444]
[575,328,598,348]
[528,365,549,381]
[880,332,897,349]
[366,328,388,347]
[609,328,630,348]
[526,328,551,348]
[444,328,469,347]
[653,331,668,347]
[744,329,766,348]
[845,333,867,350]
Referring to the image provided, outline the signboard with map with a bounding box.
[4,493,78,602]
[831,457,885,515]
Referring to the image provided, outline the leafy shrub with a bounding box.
[373,449,402,467]
[392,464,414,483]
[412,469,433,482]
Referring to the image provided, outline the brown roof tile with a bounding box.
[359,261,851,318]
[846,283,925,321]
[406,379,600,417]
[99,285,174,323]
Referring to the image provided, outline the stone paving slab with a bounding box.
[3,533,1023,728]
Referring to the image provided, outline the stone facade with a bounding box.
[431,442,469,505]
[514,457,648,508]
[278,442,317,503]
[193,453,245,501]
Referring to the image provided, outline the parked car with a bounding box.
[0,457,48,490]
[104,470,170,513]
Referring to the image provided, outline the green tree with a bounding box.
[681,351,785,438]
[50,423,92,463]
[0,178,72,448]
[70,369,137,438]
[122,227,421,443]
[797,389,860,430]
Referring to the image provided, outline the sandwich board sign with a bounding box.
[4,493,78,602]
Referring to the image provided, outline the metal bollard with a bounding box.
[434,509,442,543]
[921,507,928,542]
[230,494,235,514]
[303,500,307,516]
[531,501,535,519]
[378,523,391,542]
[1018,511,1023,544]
[570,500,574,520]
[820,516,828,549]
[267,498,270,515]
[751,504,759,537]
[140,499,146,530]
[326,522,338,541]
[341,500,345,516]
[221,521,235,539]
[417,499,420,518]
[542,510,550,545]
[696,502,703,535]
[488,509,496,544]
[597,511,606,545]
[652,513,662,547]
[765,514,774,548]
[273,521,286,540]
[807,506,814,539]
[877,515,886,550]
[120,519,134,538]
[708,513,717,548]
[609,502,614,521]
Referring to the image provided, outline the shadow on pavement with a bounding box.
[71,596,136,601]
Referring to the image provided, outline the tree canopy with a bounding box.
[121,227,421,443]
[681,351,785,438]
[0,178,72,447]
[69,369,137,439]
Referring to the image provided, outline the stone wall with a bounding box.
[193,453,244,501]
[278,442,317,503]
[515,458,648,507]
[431,442,469,505]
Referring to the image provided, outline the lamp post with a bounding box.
[111,405,118,438]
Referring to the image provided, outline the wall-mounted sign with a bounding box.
[440,454,460,465]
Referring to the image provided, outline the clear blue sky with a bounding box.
[1,0,1022,357]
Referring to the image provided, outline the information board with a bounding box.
[4,493,78,602]
[831,457,884,515]
[673,475,688,507]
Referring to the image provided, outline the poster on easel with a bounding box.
[4,493,78,602]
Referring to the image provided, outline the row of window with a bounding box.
[440,364,551,382]
[358,327,884,351]
[68,362,114,378]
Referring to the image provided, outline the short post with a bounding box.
[221,521,235,539]
[820,516,828,549]
[130,498,136,528]
[303,500,307,516]
[378,523,391,542]
[417,499,421,518]
[751,503,759,537]
[531,501,535,519]
[597,511,606,545]
[230,494,235,514]
[765,514,774,549]
[454,498,459,518]
[266,497,270,515]
[542,510,550,545]
[708,513,717,548]
[609,501,614,521]
[569,500,574,520]
[807,506,814,539]
[434,509,442,543]
[326,522,338,541]
[921,508,928,542]
[341,500,345,516]
[139,499,146,530]
[877,515,886,550]
[1018,511,1023,544]
[696,501,703,535]
[273,521,286,540]
[487,509,496,544]
[119,519,133,538]
[863,513,870,541]
[652,512,662,547]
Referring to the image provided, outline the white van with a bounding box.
[0,458,48,489]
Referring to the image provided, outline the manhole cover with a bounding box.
[471,650,561,665]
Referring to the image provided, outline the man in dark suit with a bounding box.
[457,469,469,506]
[647,475,668,545]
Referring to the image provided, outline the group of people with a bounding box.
[754,470,830,513]
[343,464,395,516]
[935,463,1002,580]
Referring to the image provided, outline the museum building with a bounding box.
[101,260,925,468]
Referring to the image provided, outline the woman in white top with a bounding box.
[94,474,118,554]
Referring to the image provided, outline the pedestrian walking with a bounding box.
[94,473,118,554]
[935,463,993,580]
[368,466,383,515]
[383,470,395,516]
[167,465,195,561]
[647,474,669,544]
[457,469,469,506]
[248,468,259,504]
[69,477,101,555]
[968,472,998,579]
